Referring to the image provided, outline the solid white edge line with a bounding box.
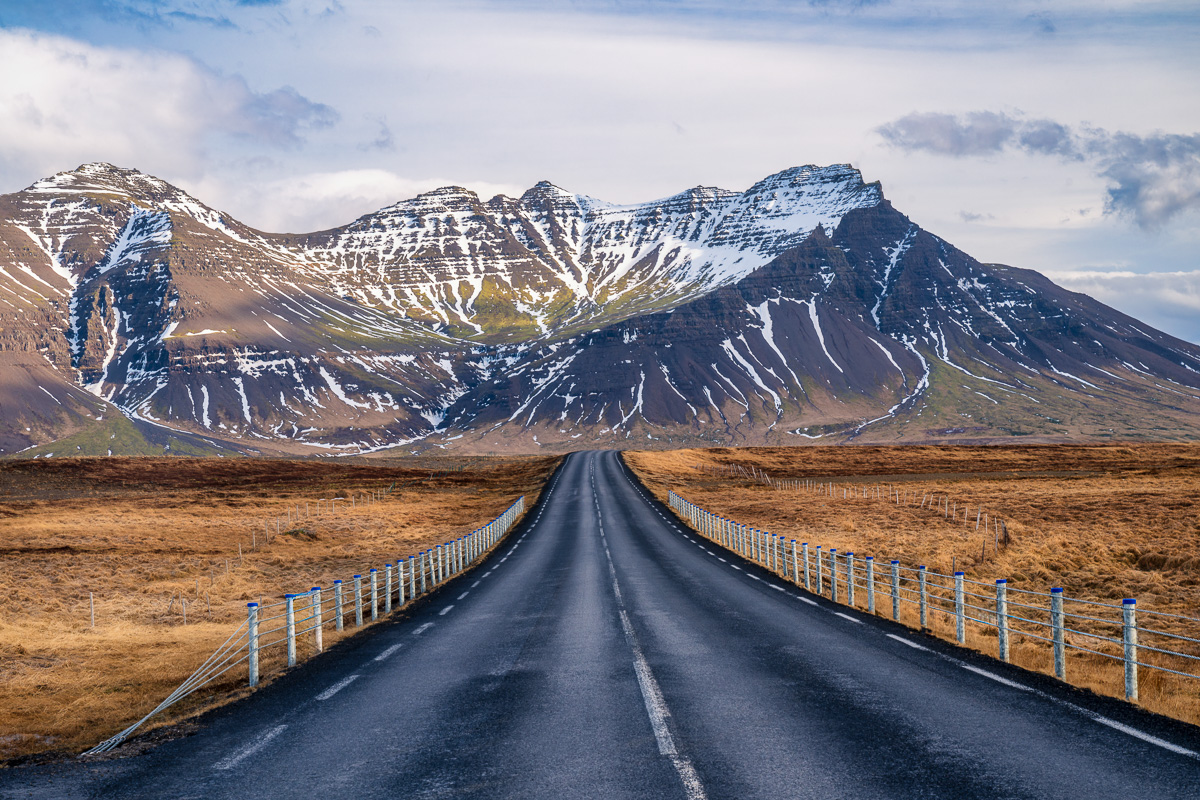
[213,724,288,770]
[316,674,359,701]
[833,612,864,624]
[798,597,818,606]
[959,664,1032,692]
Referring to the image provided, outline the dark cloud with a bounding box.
[875,111,1018,156]
[235,84,339,148]
[359,117,395,152]
[878,111,1200,229]
[959,211,994,223]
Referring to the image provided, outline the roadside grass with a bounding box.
[625,443,1200,727]
[0,454,559,762]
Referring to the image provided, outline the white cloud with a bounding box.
[0,28,334,190]
[186,168,525,233]
[1043,269,1200,344]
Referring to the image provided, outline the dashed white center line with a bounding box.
[471,580,481,588]
[886,633,927,650]
[960,664,1031,691]
[457,591,470,600]
[412,622,434,635]
[374,643,404,662]
[316,674,359,701]
[439,605,454,615]
[214,724,287,771]
[798,597,818,606]
[768,585,785,593]
[833,612,863,624]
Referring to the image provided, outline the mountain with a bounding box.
[1,162,1198,456]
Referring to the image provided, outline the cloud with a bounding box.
[877,110,1200,228]
[188,168,525,234]
[959,211,994,222]
[1043,269,1200,344]
[0,28,336,185]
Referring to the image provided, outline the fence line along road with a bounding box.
[667,490,1200,707]
[82,496,526,757]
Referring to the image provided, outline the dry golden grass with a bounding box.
[0,454,559,762]
[626,444,1200,727]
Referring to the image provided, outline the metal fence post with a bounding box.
[285,594,297,667]
[1051,588,1065,680]
[802,543,811,590]
[791,541,799,585]
[247,603,259,687]
[419,552,427,594]
[866,556,875,614]
[954,572,965,643]
[1123,599,1138,702]
[891,561,900,621]
[815,546,823,595]
[996,580,1009,662]
[408,556,416,600]
[830,549,839,603]
[311,588,323,653]
[918,566,928,629]
[354,575,363,627]
[398,560,406,605]
[847,553,856,607]
[370,569,379,621]
[334,580,344,631]
[385,565,393,613]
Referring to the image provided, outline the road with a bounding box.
[3,450,1199,799]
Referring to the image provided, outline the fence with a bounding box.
[667,491,1200,705]
[83,495,526,756]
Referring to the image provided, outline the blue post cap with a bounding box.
[1123,598,1137,605]
[311,586,321,592]
[847,552,854,557]
[892,560,900,564]
[955,571,964,576]
[919,565,926,569]
[997,579,1007,584]
[1051,587,1063,594]
[866,556,874,561]
[248,602,259,607]
[802,542,808,545]
[354,574,362,579]
[831,548,837,552]
[370,568,378,573]
[334,579,343,584]
[285,593,296,599]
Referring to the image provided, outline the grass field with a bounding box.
[0,454,559,762]
[624,444,1200,727]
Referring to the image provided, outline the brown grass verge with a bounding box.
[624,444,1200,727]
[0,454,560,762]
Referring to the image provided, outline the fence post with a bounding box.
[354,575,363,627]
[847,553,856,607]
[311,588,323,653]
[1051,588,1065,680]
[397,561,406,605]
[385,565,393,613]
[830,549,839,603]
[1123,599,1138,702]
[996,580,1009,662]
[866,556,875,614]
[334,580,344,631]
[815,546,824,595]
[954,572,965,644]
[791,540,799,585]
[285,594,297,667]
[419,552,428,594]
[918,566,928,629]
[891,561,900,621]
[409,556,417,600]
[370,569,379,621]
[247,603,260,687]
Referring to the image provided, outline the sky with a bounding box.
[1,0,1198,341]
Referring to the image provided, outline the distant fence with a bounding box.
[668,491,1200,705]
[83,496,526,756]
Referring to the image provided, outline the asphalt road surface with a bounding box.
[3,450,1199,799]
